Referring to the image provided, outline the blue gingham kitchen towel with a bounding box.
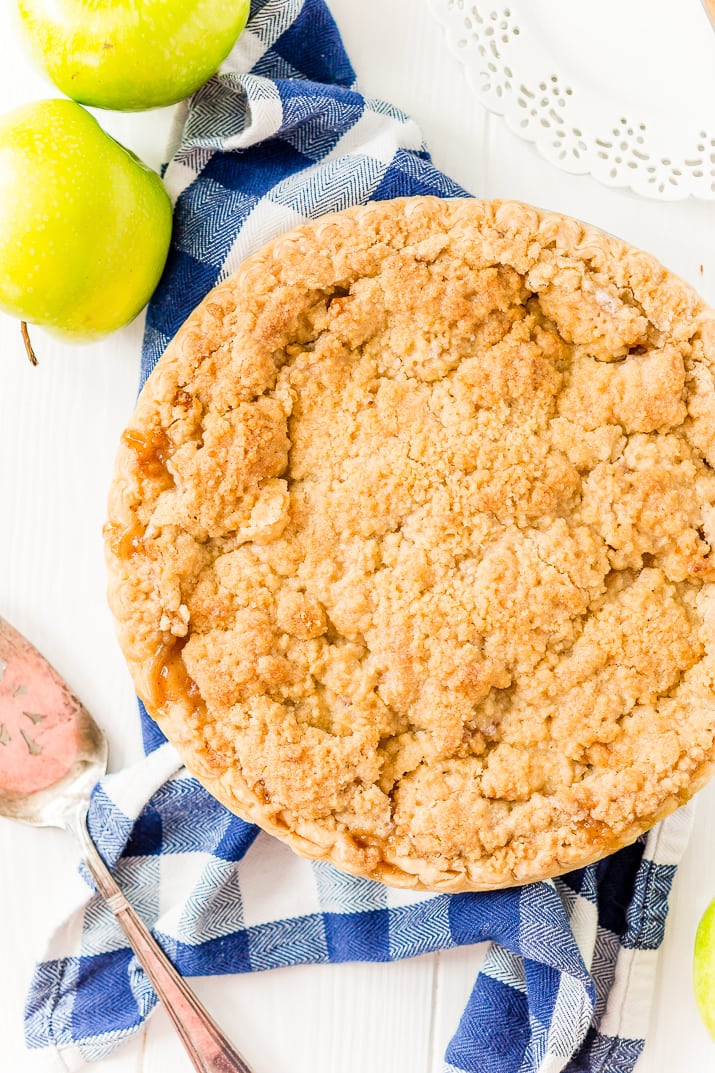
[25,2,695,1071]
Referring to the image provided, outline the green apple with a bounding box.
[694,895,715,1038]
[16,0,251,111]
[0,98,172,343]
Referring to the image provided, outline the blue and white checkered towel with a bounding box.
[25,2,695,1070]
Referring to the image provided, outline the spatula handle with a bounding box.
[73,810,255,1073]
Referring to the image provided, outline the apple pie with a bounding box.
[105,197,715,891]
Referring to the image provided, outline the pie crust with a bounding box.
[105,197,715,891]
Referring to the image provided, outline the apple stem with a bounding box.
[20,322,38,367]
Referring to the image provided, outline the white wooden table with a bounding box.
[1,2,715,1071]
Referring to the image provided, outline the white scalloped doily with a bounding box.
[430,0,715,200]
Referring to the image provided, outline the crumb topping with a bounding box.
[106,197,715,890]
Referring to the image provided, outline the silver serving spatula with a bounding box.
[0,616,255,1073]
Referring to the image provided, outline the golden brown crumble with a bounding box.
[105,197,715,891]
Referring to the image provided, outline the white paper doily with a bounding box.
[430,0,715,200]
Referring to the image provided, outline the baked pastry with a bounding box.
[105,196,715,892]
